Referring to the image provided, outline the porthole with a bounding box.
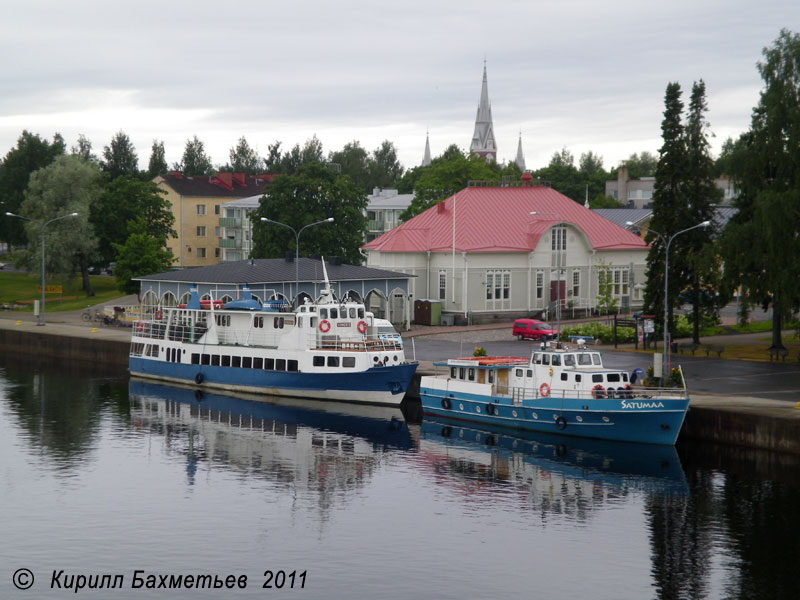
[512,440,518,448]
[602,416,610,423]
[532,412,538,420]
[476,406,482,413]
[393,355,399,362]
[512,410,518,418]
[576,415,583,422]
[459,403,464,410]
[553,414,560,420]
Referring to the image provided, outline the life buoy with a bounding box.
[195,373,204,385]
[441,398,451,410]
[319,319,331,333]
[555,416,567,430]
[357,320,367,334]
[539,383,551,397]
[154,310,162,320]
[592,384,605,399]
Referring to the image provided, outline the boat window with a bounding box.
[191,353,200,365]
[327,356,339,368]
[232,356,241,368]
[526,369,533,377]
[575,374,582,382]
[254,357,263,369]
[578,353,592,365]
[592,354,602,365]
[313,356,325,367]
[222,355,231,367]
[488,370,495,383]
[201,354,210,365]
[309,306,316,312]
[450,367,457,378]
[265,358,275,370]
[516,368,523,377]
[622,373,628,382]
[551,355,561,366]
[607,373,621,382]
[349,308,356,318]
[468,368,475,381]
[459,368,465,379]
[564,354,576,367]
[320,308,328,319]
[561,373,568,381]
[542,354,550,366]
[310,317,317,328]
[343,357,356,368]
[330,308,338,319]
[254,316,264,328]
[297,316,303,327]
[592,374,603,383]
[358,308,364,318]
[274,317,284,329]
[288,360,298,372]
[211,355,220,366]
[300,306,306,312]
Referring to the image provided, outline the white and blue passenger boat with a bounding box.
[129,265,417,406]
[420,340,689,445]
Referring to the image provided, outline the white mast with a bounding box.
[319,256,334,304]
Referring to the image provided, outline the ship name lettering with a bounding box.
[620,400,665,409]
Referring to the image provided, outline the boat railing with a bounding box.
[499,384,688,402]
[133,320,208,343]
[134,319,405,354]
[316,337,403,353]
[218,329,273,346]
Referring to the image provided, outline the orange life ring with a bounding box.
[539,383,550,397]
[154,310,162,320]
[592,384,606,399]
[357,320,367,334]
[319,319,331,333]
